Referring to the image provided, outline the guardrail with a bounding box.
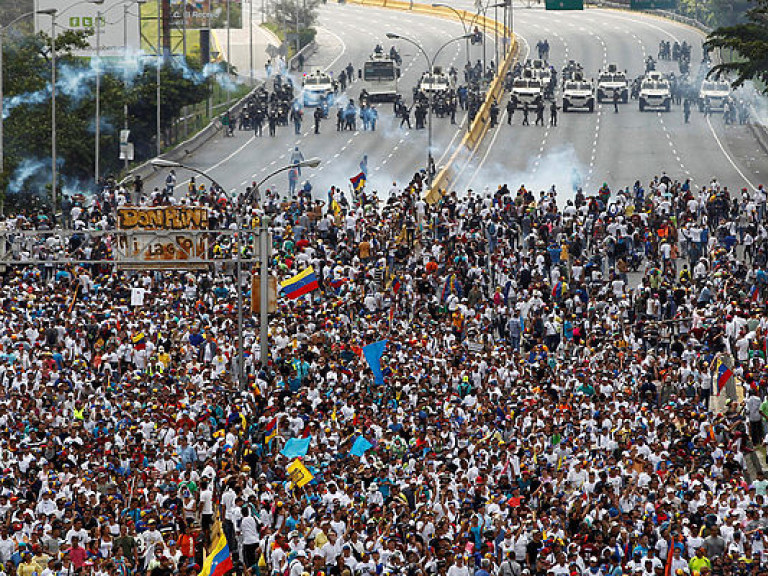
[593,0,713,32]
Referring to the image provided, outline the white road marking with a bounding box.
[706,115,757,190]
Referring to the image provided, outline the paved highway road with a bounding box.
[452,3,768,197]
[147,1,768,202]
[145,2,493,198]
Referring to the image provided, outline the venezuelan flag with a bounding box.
[264,417,278,444]
[715,359,732,396]
[329,277,350,292]
[199,535,232,576]
[552,281,563,300]
[350,172,366,192]
[131,332,147,350]
[280,267,319,299]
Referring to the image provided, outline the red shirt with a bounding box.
[70,546,87,569]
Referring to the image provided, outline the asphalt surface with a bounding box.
[146,2,768,201]
[454,3,768,197]
[145,3,489,198]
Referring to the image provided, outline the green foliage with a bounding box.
[0,0,34,29]
[671,0,750,27]
[299,27,317,48]
[705,0,768,92]
[271,0,322,31]
[1,28,213,195]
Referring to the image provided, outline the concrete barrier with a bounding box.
[426,19,517,204]
[289,41,318,71]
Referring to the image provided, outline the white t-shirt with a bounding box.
[200,489,214,515]
[447,565,470,576]
[131,287,147,307]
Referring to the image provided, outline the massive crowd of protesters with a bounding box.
[0,168,768,576]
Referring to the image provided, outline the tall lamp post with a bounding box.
[37,8,58,212]
[150,156,321,387]
[156,0,162,156]
[122,0,148,171]
[0,10,38,180]
[249,158,320,372]
[92,0,106,186]
[386,32,471,187]
[37,0,105,211]
[431,4,472,67]
[490,1,507,70]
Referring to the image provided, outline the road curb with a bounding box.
[259,24,282,48]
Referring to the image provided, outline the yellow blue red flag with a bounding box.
[199,535,232,576]
[280,267,319,299]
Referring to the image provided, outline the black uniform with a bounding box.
[506,100,515,124]
[549,101,558,126]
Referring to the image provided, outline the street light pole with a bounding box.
[36,9,59,212]
[156,0,162,156]
[251,157,320,368]
[431,4,471,66]
[493,2,498,70]
[150,157,321,384]
[226,0,231,75]
[95,8,102,185]
[249,0,254,85]
[122,0,147,170]
[386,32,471,187]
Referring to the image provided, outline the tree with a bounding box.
[271,0,321,45]
[705,0,768,91]
[0,0,34,28]
[1,26,213,201]
[675,0,750,28]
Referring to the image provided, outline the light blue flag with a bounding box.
[281,436,312,459]
[350,435,373,457]
[363,340,388,385]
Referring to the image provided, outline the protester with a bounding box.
[0,171,767,576]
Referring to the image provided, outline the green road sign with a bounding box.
[545,0,584,10]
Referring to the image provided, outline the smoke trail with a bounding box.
[4,52,244,120]
[8,158,50,194]
[2,88,50,119]
[58,63,97,103]
[86,116,115,134]
[465,144,587,206]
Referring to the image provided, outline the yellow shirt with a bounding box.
[18,560,42,576]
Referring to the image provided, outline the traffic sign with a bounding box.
[545,0,584,9]
[119,143,134,161]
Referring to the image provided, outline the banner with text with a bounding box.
[116,207,210,269]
